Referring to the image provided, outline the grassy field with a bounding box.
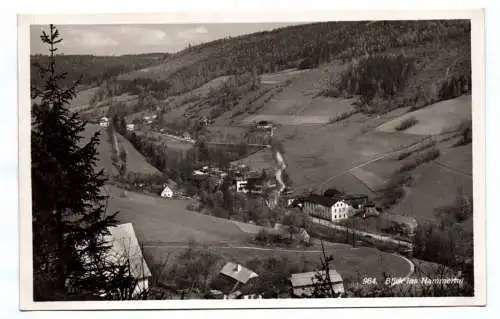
[81,124,161,177]
[281,121,423,193]
[436,144,472,177]
[376,95,471,135]
[243,114,331,125]
[390,161,472,222]
[115,132,161,175]
[81,124,117,176]
[319,172,376,196]
[146,241,411,282]
[349,167,389,192]
[107,186,249,244]
[107,185,412,281]
[260,68,309,84]
[69,87,100,108]
[230,149,275,171]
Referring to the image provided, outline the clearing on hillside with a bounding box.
[115,132,161,175]
[81,124,117,176]
[391,160,472,222]
[349,167,389,192]
[81,124,160,177]
[375,95,471,135]
[108,186,248,244]
[69,87,100,108]
[230,149,275,171]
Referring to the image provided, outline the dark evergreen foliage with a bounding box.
[31,25,122,300]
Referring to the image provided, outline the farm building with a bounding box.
[160,184,174,198]
[210,262,261,299]
[99,116,109,127]
[289,269,345,297]
[255,120,273,129]
[182,131,192,140]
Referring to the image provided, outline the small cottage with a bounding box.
[99,116,110,127]
[212,262,259,298]
[160,184,174,198]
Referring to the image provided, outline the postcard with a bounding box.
[18,9,485,310]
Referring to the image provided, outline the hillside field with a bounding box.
[82,124,161,177]
[106,186,412,281]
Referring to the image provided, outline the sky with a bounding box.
[30,23,300,56]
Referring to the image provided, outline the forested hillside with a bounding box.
[30,53,168,90]
[114,20,470,100]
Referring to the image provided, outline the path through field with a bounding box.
[315,137,428,192]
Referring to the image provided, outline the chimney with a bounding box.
[233,264,242,273]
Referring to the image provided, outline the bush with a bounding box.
[395,116,419,131]
[320,88,341,98]
[454,119,472,146]
[253,228,290,246]
[398,148,441,174]
[328,109,357,123]
[376,174,413,209]
[397,139,436,160]
[298,57,317,69]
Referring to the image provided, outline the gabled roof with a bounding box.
[290,269,343,288]
[104,223,152,279]
[297,195,337,207]
[220,262,258,284]
[294,193,369,208]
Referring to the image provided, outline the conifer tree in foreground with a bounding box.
[31,24,119,300]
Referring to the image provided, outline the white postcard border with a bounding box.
[18,9,486,310]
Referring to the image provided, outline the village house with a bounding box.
[289,269,345,298]
[211,262,259,299]
[160,184,174,198]
[182,131,192,140]
[99,116,110,127]
[255,120,273,130]
[126,123,135,131]
[198,116,210,127]
[143,114,158,124]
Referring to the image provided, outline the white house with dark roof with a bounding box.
[99,116,110,127]
[160,184,174,198]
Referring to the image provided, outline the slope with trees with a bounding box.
[31,25,145,300]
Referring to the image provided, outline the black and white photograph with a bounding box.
[18,10,485,309]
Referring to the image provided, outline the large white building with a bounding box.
[289,194,368,222]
